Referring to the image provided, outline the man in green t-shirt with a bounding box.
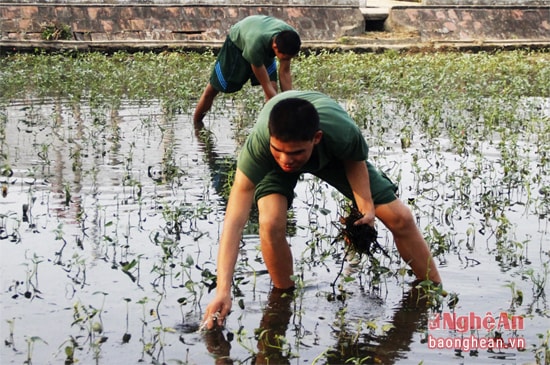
[193,15,301,128]
[202,91,442,330]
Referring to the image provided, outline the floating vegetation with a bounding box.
[0,49,549,364]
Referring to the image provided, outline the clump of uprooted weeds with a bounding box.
[338,207,389,259]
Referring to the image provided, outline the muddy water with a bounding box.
[0,96,548,364]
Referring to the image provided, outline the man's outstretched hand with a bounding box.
[200,293,232,331]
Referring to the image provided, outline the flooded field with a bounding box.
[0,51,549,364]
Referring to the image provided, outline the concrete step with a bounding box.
[361,0,422,21]
[361,7,390,21]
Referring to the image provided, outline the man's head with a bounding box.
[272,30,301,60]
[268,98,322,173]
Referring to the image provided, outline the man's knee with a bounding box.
[259,214,286,241]
[396,208,417,231]
[378,200,417,231]
[204,83,219,98]
[257,195,288,241]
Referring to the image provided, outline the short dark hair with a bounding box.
[274,30,301,56]
[268,98,319,142]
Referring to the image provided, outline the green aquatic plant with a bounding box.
[0,210,21,243]
[523,263,548,301]
[1,50,547,104]
[120,257,142,284]
[68,293,108,361]
[5,317,16,350]
[136,296,173,362]
[176,254,202,307]
[25,335,48,364]
[16,252,45,300]
[58,336,79,365]
[533,329,550,365]
[414,279,448,311]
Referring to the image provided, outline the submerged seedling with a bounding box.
[24,336,48,364]
[533,329,550,365]
[414,279,448,311]
[5,318,16,349]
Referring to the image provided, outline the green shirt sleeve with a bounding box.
[237,136,274,185]
[237,101,275,184]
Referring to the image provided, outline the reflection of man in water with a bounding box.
[328,287,431,364]
[203,287,294,365]
[203,286,430,364]
[203,325,233,365]
[253,287,294,365]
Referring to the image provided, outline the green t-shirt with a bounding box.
[238,90,369,185]
[229,15,297,67]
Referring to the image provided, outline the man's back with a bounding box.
[238,90,369,184]
[229,15,296,66]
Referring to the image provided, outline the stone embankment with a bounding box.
[0,1,549,53]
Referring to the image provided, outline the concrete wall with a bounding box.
[0,0,358,4]
[2,0,547,5]
[1,2,549,49]
[424,0,549,5]
[0,3,365,42]
[386,6,550,41]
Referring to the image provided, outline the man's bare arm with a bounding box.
[278,59,293,91]
[251,64,278,100]
[202,168,256,329]
[344,160,376,226]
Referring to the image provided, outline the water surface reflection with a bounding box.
[0,96,548,365]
